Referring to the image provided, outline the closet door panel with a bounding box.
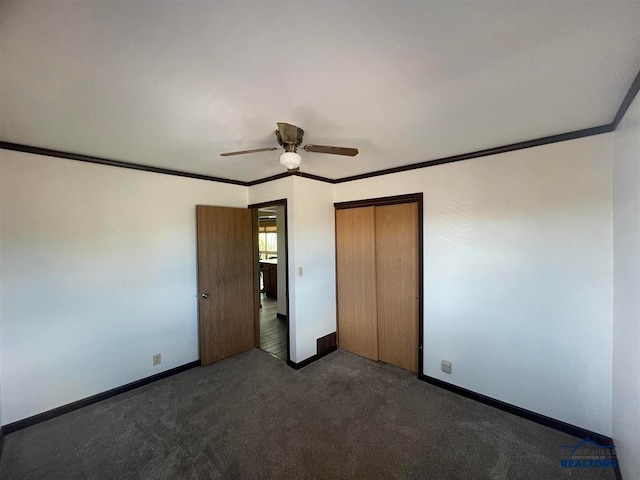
[375,203,418,372]
[336,207,378,361]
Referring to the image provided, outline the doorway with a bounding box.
[250,199,290,361]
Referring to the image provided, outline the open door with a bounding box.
[196,205,259,366]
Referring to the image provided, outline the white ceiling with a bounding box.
[2,1,640,182]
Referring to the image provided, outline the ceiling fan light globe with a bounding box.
[280,151,302,170]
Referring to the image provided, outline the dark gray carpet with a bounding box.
[0,349,615,479]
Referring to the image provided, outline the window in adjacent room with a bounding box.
[259,218,277,260]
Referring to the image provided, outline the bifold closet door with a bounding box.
[336,206,378,361]
[375,203,418,372]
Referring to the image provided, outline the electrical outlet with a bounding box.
[441,360,452,374]
[153,353,161,366]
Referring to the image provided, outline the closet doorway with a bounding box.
[335,194,423,373]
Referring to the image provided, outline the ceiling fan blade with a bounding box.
[277,122,304,145]
[220,146,279,157]
[303,144,359,156]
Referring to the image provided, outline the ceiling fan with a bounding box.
[220,122,359,172]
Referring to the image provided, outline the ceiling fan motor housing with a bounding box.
[276,123,304,152]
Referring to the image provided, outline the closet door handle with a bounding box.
[201,293,209,299]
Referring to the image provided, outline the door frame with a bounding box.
[249,198,291,363]
[334,193,424,376]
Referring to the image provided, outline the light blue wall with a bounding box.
[613,88,640,479]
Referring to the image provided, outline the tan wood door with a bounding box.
[196,205,258,366]
[335,206,379,361]
[375,203,418,372]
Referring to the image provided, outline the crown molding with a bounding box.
[334,124,613,184]
[0,141,247,186]
[2,67,638,186]
[612,67,640,129]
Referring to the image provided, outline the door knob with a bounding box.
[201,293,209,299]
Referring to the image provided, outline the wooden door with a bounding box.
[375,203,418,372]
[196,205,258,365]
[335,207,378,361]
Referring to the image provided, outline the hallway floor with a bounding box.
[259,294,287,359]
